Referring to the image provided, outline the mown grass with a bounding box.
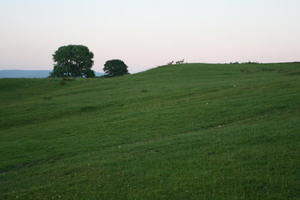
[0,63,299,200]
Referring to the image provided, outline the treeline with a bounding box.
[50,45,129,78]
[229,61,259,64]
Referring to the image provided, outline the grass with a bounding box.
[0,63,299,200]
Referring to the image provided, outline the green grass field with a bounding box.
[0,63,299,200]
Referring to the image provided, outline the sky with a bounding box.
[0,0,299,73]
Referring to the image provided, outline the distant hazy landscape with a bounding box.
[0,70,103,78]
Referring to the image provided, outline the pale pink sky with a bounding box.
[0,0,299,73]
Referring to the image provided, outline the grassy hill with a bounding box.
[0,63,299,200]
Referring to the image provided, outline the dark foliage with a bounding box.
[243,61,259,64]
[229,61,259,65]
[103,59,129,77]
[50,45,95,78]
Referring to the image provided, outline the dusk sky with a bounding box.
[0,0,299,73]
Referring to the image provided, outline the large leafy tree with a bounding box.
[50,45,95,78]
[103,59,129,77]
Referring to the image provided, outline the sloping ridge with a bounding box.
[0,63,299,199]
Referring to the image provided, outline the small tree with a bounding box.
[50,45,95,78]
[103,59,129,77]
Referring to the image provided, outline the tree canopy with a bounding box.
[50,45,95,78]
[103,59,129,77]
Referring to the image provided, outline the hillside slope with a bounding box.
[0,63,299,200]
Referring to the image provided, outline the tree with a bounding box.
[103,59,129,77]
[50,45,95,78]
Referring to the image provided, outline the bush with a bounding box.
[103,59,129,77]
